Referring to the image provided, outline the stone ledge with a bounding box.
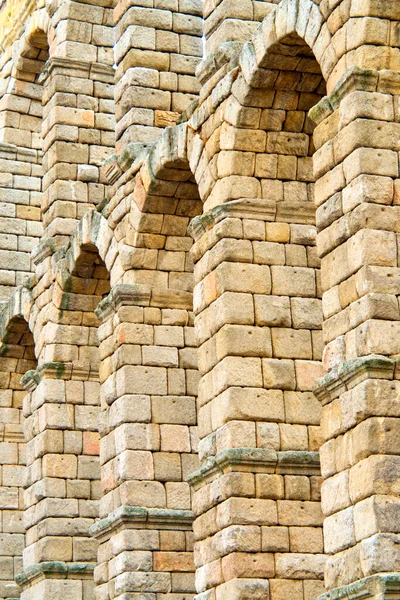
[313,355,395,406]
[188,198,315,244]
[90,506,195,542]
[38,56,115,85]
[95,283,192,322]
[31,237,62,266]
[95,283,151,322]
[16,562,95,589]
[0,141,21,160]
[21,361,99,391]
[318,574,400,600]
[188,448,320,490]
[310,66,400,126]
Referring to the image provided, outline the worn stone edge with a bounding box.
[103,142,151,186]
[196,40,243,86]
[31,237,62,266]
[318,573,400,600]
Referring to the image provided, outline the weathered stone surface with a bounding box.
[0,2,398,600]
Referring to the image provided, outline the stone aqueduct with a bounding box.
[0,0,399,598]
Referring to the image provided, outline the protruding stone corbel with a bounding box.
[16,562,96,589]
[20,361,100,390]
[90,506,195,542]
[318,573,400,600]
[313,355,395,406]
[95,283,151,322]
[309,66,393,126]
[188,448,321,490]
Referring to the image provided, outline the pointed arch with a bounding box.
[247,0,336,89]
[115,122,202,298]
[135,123,201,218]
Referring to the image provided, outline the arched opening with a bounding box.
[0,3,116,303]
[92,125,203,600]
[187,16,331,600]
[0,15,48,302]
[7,210,111,599]
[0,307,37,600]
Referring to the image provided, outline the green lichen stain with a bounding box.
[58,273,73,321]
[54,362,66,379]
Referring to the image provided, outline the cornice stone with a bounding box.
[188,448,320,490]
[90,506,195,542]
[95,283,151,322]
[38,57,114,84]
[318,574,400,600]
[188,198,315,242]
[95,283,192,322]
[309,66,400,126]
[16,562,95,589]
[21,361,99,391]
[313,355,395,406]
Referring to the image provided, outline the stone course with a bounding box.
[0,1,398,600]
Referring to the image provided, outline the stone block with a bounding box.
[215,578,270,600]
[271,329,312,360]
[152,396,196,424]
[255,295,291,327]
[262,358,296,390]
[275,552,326,579]
[116,366,168,396]
[221,552,274,579]
[271,266,316,298]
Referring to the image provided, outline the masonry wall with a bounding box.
[0,291,36,600]
[0,52,43,302]
[0,1,400,600]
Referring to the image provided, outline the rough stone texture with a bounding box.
[0,1,398,600]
